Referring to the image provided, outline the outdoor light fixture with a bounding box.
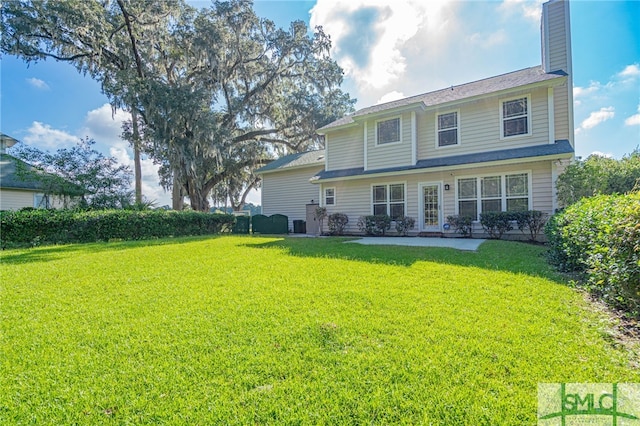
[444,184,450,191]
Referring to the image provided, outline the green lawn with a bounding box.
[1,236,637,424]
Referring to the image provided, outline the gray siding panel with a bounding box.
[261,167,323,231]
[326,127,363,171]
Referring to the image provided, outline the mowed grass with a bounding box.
[1,236,637,425]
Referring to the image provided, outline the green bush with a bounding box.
[327,213,349,236]
[0,209,235,247]
[545,192,640,318]
[480,212,513,239]
[446,215,473,238]
[357,215,391,236]
[395,216,415,236]
[511,210,547,242]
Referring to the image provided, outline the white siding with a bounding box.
[366,111,414,170]
[261,166,323,231]
[0,189,34,211]
[326,127,363,171]
[321,160,554,236]
[417,87,550,161]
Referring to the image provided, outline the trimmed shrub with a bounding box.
[395,216,415,236]
[357,214,391,236]
[327,213,349,236]
[446,215,473,238]
[0,209,235,248]
[545,192,640,318]
[511,210,547,242]
[480,212,513,239]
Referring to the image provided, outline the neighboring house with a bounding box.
[258,0,574,237]
[0,133,82,211]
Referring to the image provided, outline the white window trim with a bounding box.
[454,171,532,221]
[324,187,336,207]
[370,181,407,219]
[374,116,403,146]
[435,109,461,149]
[499,94,532,140]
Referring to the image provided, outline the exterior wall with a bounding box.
[417,87,550,161]
[325,126,363,171]
[319,160,554,236]
[365,111,414,170]
[260,166,323,231]
[0,189,34,211]
[0,189,67,211]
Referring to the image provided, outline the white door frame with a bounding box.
[418,181,443,232]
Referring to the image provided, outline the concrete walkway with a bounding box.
[345,237,485,251]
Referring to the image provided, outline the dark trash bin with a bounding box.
[293,220,306,234]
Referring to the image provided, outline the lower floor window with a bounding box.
[372,183,405,219]
[34,193,50,209]
[456,173,529,220]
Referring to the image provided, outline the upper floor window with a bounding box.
[376,117,401,145]
[324,187,335,206]
[501,96,531,138]
[372,183,405,219]
[437,111,458,147]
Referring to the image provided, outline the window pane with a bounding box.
[503,98,527,118]
[390,184,404,202]
[506,173,528,196]
[458,178,477,199]
[503,117,528,136]
[481,199,502,213]
[325,188,334,197]
[481,176,501,198]
[438,112,457,130]
[373,185,387,203]
[390,203,404,220]
[438,129,457,146]
[373,203,387,216]
[507,198,529,212]
[377,118,400,144]
[326,197,335,205]
[458,200,477,219]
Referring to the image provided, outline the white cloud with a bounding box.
[23,122,78,148]
[310,0,453,90]
[573,81,600,99]
[576,106,615,134]
[26,77,49,90]
[625,105,640,126]
[468,29,507,49]
[617,64,640,79]
[498,0,544,22]
[377,90,405,104]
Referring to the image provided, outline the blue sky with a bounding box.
[1,0,639,207]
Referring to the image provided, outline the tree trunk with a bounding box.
[131,109,142,204]
[172,174,184,210]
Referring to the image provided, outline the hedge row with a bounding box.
[545,192,640,318]
[0,209,235,247]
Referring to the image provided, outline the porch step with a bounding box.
[418,232,444,238]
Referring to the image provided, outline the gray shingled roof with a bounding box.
[0,153,84,194]
[256,149,325,173]
[319,66,567,132]
[311,140,573,181]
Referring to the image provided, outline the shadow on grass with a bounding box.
[242,237,565,283]
[0,235,222,265]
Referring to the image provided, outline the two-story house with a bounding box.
[257,0,574,237]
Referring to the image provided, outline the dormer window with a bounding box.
[437,111,459,147]
[376,117,401,145]
[500,95,531,138]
